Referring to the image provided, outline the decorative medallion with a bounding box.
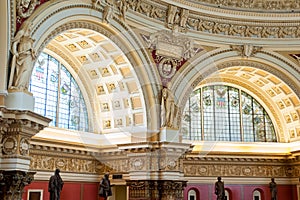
[3,136,18,155]
[19,137,30,155]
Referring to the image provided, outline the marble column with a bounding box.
[0,107,50,200]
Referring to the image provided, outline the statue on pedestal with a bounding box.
[161,86,178,128]
[9,21,36,91]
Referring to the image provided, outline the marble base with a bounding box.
[0,157,31,171]
[5,91,35,111]
[160,127,180,142]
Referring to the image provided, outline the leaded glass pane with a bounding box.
[228,87,240,141]
[182,99,191,139]
[214,85,230,141]
[203,86,214,140]
[265,115,276,142]
[190,89,201,140]
[182,85,276,142]
[29,52,89,132]
[241,92,254,142]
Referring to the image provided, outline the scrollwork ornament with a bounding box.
[2,136,17,155]
[19,137,30,156]
[16,0,41,23]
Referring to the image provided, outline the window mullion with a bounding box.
[239,90,244,142]
[56,61,62,127]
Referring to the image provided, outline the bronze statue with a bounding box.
[48,169,64,200]
[269,177,277,200]
[215,177,225,200]
[99,172,112,200]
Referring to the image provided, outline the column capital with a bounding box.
[0,107,51,171]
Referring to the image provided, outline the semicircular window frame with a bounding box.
[29,52,89,132]
[181,84,277,142]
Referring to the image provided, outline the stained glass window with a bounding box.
[29,52,89,132]
[182,85,277,142]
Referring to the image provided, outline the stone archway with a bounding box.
[171,48,300,143]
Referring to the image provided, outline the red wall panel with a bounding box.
[23,181,99,200]
[185,183,298,200]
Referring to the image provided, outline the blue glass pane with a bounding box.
[29,53,89,132]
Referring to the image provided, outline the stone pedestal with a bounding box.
[5,91,35,111]
[119,142,192,200]
[0,107,51,200]
[160,127,180,143]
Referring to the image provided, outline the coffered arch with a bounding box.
[22,1,162,135]
[172,48,300,142]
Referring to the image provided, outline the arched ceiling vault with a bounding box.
[45,28,147,134]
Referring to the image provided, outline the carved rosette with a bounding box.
[0,170,35,200]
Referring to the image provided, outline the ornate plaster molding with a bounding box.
[16,0,41,23]
[11,0,300,42]
[172,0,300,11]
[230,44,262,58]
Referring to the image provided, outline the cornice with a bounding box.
[123,0,300,39]
[166,0,300,13]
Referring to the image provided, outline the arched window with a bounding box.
[29,52,89,132]
[188,189,197,200]
[225,189,230,200]
[253,189,262,200]
[182,85,276,142]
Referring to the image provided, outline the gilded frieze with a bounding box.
[184,164,299,178]
[30,154,98,173]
